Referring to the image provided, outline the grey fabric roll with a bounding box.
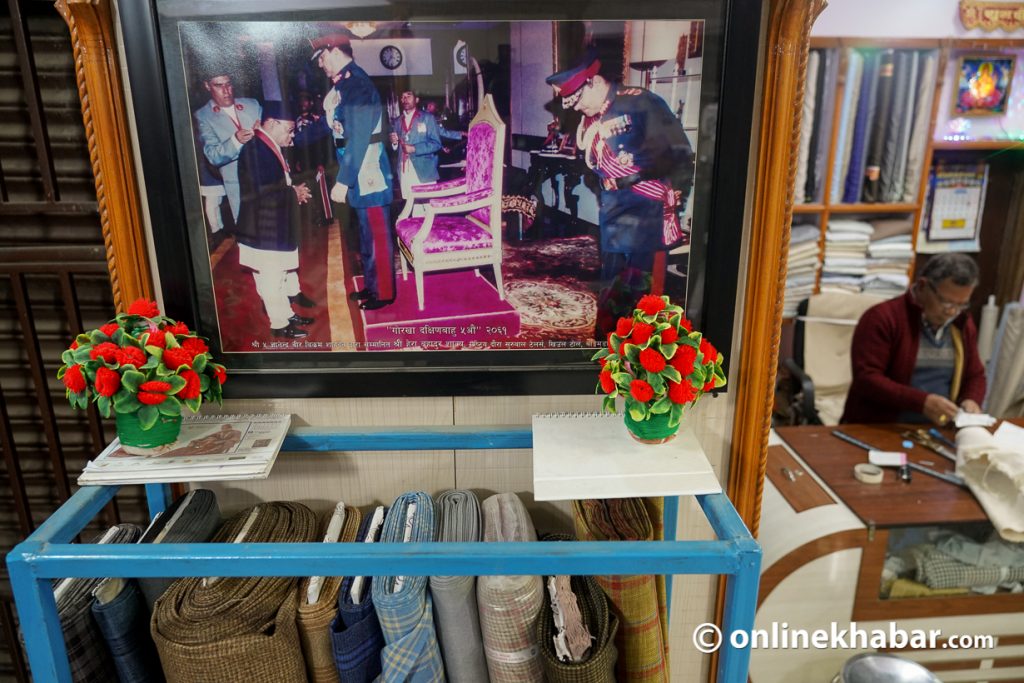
[863,49,895,202]
[904,51,938,202]
[879,50,912,203]
[478,493,544,683]
[888,50,919,203]
[430,490,490,683]
[138,489,221,611]
[54,524,142,683]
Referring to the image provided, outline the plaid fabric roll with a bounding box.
[478,493,544,683]
[297,504,362,683]
[917,549,1024,590]
[138,489,221,611]
[430,489,489,683]
[573,498,669,683]
[537,534,619,683]
[151,502,318,683]
[55,524,141,683]
[372,491,445,683]
[330,510,387,683]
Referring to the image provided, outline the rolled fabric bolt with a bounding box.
[854,463,884,484]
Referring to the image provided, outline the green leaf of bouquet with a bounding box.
[61,350,73,365]
[140,355,159,370]
[57,365,67,379]
[692,365,707,383]
[648,374,665,393]
[590,349,609,361]
[88,329,106,344]
[609,335,621,354]
[158,396,182,416]
[164,332,179,348]
[144,344,163,357]
[668,405,683,428]
[624,344,640,363]
[660,342,677,359]
[602,395,617,414]
[199,374,211,392]
[111,328,125,345]
[185,397,201,413]
[113,390,140,413]
[73,348,92,364]
[192,354,208,373]
[121,370,145,392]
[662,365,682,383]
[650,396,671,414]
[611,372,632,384]
[137,404,159,430]
[166,374,187,394]
[96,395,111,418]
[628,403,646,421]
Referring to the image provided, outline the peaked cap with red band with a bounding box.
[546,51,601,108]
[309,33,351,60]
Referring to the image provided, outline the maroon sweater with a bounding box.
[841,291,987,424]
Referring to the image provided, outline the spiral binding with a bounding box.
[183,413,288,423]
[535,412,617,419]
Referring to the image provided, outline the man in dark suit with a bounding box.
[235,101,315,339]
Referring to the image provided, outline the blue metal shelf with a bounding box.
[8,426,760,683]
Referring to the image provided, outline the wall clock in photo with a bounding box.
[379,45,403,70]
[456,43,469,68]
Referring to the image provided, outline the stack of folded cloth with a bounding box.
[430,490,489,683]
[297,503,362,683]
[151,502,318,683]
[372,492,446,682]
[478,493,545,683]
[55,524,141,683]
[821,219,873,294]
[863,218,914,297]
[784,224,821,317]
[536,534,619,683]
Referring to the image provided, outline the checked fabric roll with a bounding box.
[573,498,669,683]
[330,509,387,683]
[537,534,619,683]
[55,524,141,683]
[151,502,318,683]
[372,491,446,682]
[138,489,221,611]
[297,504,362,683]
[430,489,489,683]
[478,493,545,683]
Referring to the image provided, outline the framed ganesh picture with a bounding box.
[120,0,759,396]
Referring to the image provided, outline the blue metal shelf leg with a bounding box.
[717,543,761,683]
[7,548,72,683]
[144,483,171,520]
[664,494,679,617]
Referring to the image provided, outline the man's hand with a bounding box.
[959,399,982,414]
[389,132,400,146]
[293,183,311,204]
[402,143,416,155]
[234,128,255,144]
[330,182,348,204]
[923,393,959,426]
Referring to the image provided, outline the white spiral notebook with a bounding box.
[531,413,722,501]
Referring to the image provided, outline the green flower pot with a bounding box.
[115,411,182,452]
[624,410,680,445]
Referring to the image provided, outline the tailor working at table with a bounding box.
[841,253,986,427]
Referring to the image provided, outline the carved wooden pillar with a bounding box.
[54,0,153,311]
[728,0,828,538]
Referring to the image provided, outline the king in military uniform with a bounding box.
[310,33,396,311]
[547,51,694,335]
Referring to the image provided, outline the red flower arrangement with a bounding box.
[592,294,726,431]
[57,298,227,431]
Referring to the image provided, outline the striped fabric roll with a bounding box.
[151,502,318,683]
[330,509,387,683]
[478,493,545,683]
[372,491,445,682]
[430,489,489,683]
[537,534,620,683]
[55,524,141,683]
[297,504,363,683]
[573,498,669,683]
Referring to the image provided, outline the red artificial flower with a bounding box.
[680,318,693,333]
[661,327,678,345]
[630,322,654,345]
[139,380,172,393]
[214,366,227,384]
[163,347,194,370]
[89,342,119,364]
[615,317,633,337]
[94,366,121,397]
[629,379,655,403]
[178,369,201,400]
[162,321,190,337]
[639,348,666,373]
[703,379,716,393]
[670,344,698,377]
[62,364,86,393]
[599,370,616,394]
[636,294,666,316]
[145,329,167,349]
[127,299,160,318]
[138,392,167,405]
[114,346,146,368]
[599,357,608,369]
[182,337,209,357]
[70,340,78,350]
[669,379,698,405]
[700,338,718,364]
[99,323,120,337]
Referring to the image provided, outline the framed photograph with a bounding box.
[953,55,1015,116]
[119,0,759,397]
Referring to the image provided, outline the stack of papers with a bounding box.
[79,413,291,485]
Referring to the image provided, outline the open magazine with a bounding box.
[78,413,291,485]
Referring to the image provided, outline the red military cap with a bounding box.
[546,50,601,108]
[309,33,350,60]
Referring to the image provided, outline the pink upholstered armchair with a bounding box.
[395,94,506,311]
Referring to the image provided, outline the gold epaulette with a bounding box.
[617,87,643,96]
